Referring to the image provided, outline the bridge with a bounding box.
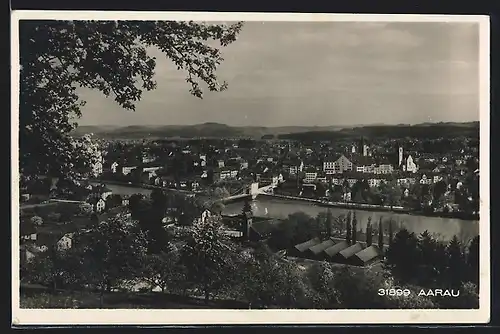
[221,182,277,202]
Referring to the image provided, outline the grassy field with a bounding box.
[20,287,249,309]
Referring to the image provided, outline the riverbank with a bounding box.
[260,194,478,221]
[89,179,478,221]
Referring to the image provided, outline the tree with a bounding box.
[242,198,252,215]
[90,212,99,225]
[467,236,479,285]
[138,247,190,294]
[445,236,467,288]
[366,217,373,247]
[380,181,402,208]
[346,218,352,245]
[105,194,123,210]
[21,246,79,291]
[20,20,243,181]
[30,215,44,226]
[76,214,148,306]
[432,180,447,207]
[388,219,394,246]
[332,266,385,308]
[210,201,225,215]
[307,261,340,308]
[325,209,333,237]
[384,229,420,283]
[239,248,310,308]
[417,231,445,286]
[181,215,237,304]
[78,202,93,215]
[351,211,358,244]
[378,216,384,249]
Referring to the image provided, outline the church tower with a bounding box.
[243,211,253,240]
[398,146,404,167]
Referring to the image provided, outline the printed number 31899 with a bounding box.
[378,289,411,297]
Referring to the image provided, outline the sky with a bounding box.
[78,21,480,127]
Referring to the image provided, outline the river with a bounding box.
[100,183,479,242]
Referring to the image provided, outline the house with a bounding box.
[111,161,119,173]
[419,174,433,185]
[199,155,207,167]
[350,155,376,173]
[288,237,321,258]
[240,160,249,170]
[20,244,37,264]
[56,233,74,251]
[323,154,353,174]
[122,195,130,206]
[121,166,137,175]
[219,168,238,180]
[142,153,156,164]
[89,185,113,201]
[20,193,31,202]
[92,160,103,177]
[367,174,386,188]
[397,147,418,173]
[20,222,37,242]
[306,238,336,260]
[323,240,350,260]
[329,242,364,264]
[349,245,383,267]
[89,197,106,213]
[374,163,394,175]
[282,159,304,175]
[303,167,318,183]
[223,230,244,238]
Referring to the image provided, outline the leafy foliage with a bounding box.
[19,20,243,180]
[138,247,190,294]
[181,215,237,303]
[75,215,148,299]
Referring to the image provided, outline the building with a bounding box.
[283,159,304,175]
[374,163,394,175]
[329,242,364,264]
[288,238,321,258]
[56,233,74,251]
[323,154,353,174]
[111,161,119,173]
[303,168,318,183]
[323,240,350,260]
[350,245,383,266]
[306,238,336,260]
[20,222,37,242]
[121,166,137,175]
[92,159,103,177]
[219,168,238,180]
[89,197,106,213]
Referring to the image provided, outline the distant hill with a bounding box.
[71,121,479,140]
[277,121,480,141]
[71,122,347,139]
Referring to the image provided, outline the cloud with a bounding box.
[78,21,480,127]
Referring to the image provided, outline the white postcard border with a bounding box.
[11,11,491,325]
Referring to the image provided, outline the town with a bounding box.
[21,128,480,218]
[19,126,480,310]
[16,18,482,314]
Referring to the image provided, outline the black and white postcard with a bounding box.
[11,11,490,325]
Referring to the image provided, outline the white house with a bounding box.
[111,161,119,173]
[57,233,73,251]
[121,166,137,175]
[89,197,106,213]
[304,171,318,183]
